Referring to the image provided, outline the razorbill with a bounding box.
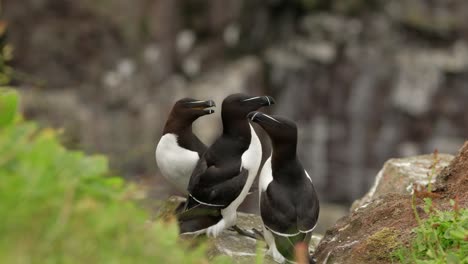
[248,111,320,264]
[178,93,275,237]
[155,98,215,195]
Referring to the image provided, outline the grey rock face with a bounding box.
[351,153,454,211]
[264,8,468,203]
[7,0,468,205]
[314,143,468,264]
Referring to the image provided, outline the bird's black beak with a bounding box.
[187,100,216,114]
[247,111,262,122]
[247,111,281,124]
[242,96,275,107]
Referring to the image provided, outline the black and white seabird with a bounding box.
[248,111,320,264]
[178,93,275,237]
[155,98,215,195]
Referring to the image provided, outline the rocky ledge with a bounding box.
[314,142,467,264]
[157,196,322,264]
[154,142,467,263]
[204,213,322,264]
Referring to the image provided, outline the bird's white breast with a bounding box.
[259,156,273,195]
[155,133,199,194]
[241,124,262,171]
[225,124,262,210]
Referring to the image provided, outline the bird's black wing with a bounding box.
[296,179,320,233]
[178,159,249,233]
[190,165,248,207]
[177,166,248,234]
[177,195,222,234]
[187,136,251,207]
[262,181,316,263]
[260,181,298,234]
[187,143,240,189]
[187,154,209,190]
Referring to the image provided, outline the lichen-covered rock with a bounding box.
[314,142,468,264]
[315,194,414,264]
[205,213,323,264]
[158,196,323,263]
[351,153,454,211]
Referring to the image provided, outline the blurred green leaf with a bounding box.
[0,88,230,264]
[0,88,18,128]
[393,198,467,264]
[447,253,460,264]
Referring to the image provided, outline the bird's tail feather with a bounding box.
[177,196,222,234]
[178,215,222,234]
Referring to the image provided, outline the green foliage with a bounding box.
[0,89,230,263]
[394,150,467,264]
[0,21,13,86]
[0,88,17,127]
[255,240,266,264]
[394,202,468,264]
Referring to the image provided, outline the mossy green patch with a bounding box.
[355,227,400,262]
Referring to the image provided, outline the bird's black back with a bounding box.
[261,158,320,235]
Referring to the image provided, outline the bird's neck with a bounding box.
[163,119,207,154]
[163,118,193,136]
[272,143,297,166]
[222,117,251,141]
[271,143,301,183]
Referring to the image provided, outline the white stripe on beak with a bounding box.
[187,100,206,104]
[242,96,261,102]
[250,112,260,121]
[264,114,281,124]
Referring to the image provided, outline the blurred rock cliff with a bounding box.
[3,0,468,204]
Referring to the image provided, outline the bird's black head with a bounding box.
[171,98,216,121]
[164,98,215,134]
[221,93,275,121]
[247,111,297,146]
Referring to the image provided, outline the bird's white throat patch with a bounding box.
[155,133,199,194]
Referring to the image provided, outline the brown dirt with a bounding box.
[314,141,468,264]
[314,194,419,263]
[435,141,468,208]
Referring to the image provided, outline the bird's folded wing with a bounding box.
[260,184,297,234]
[190,167,248,208]
[296,185,320,233]
[177,195,223,234]
[187,157,209,189]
